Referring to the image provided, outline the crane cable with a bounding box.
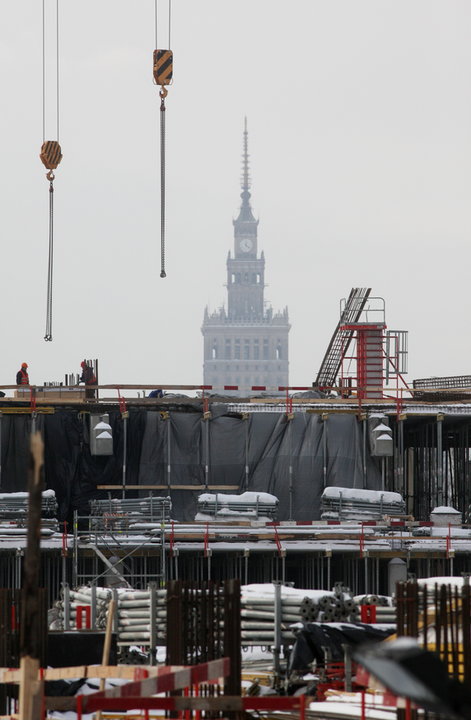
[40,0,62,342]
[154,0,173,278]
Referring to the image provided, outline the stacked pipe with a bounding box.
[240,583,359,645]
[51,586,111,630]
[117,589,166,644]
[50,582,395,648]
[0,490,59,536]
[320,486,406,521]
[196,492,278,522]
[300,587,359,623]
[89,496,172,531]
[354,594,397,623]
[52,585,168,646]
[0,490,58,519]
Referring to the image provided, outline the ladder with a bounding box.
[314,288,371,389]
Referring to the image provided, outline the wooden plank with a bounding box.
[18,657,40,720]
[96,600,116,720]
[1,664,181,683]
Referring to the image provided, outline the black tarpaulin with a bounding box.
[0,408,382,522]
[289,622,395,673]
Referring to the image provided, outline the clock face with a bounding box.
[239,238,253,253]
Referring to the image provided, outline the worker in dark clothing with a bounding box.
[16,363,29,385]
[148,389,164,398]
[80,361,96,399]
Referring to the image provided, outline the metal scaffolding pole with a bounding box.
[437,413,444,503]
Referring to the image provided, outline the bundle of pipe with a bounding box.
[354,594,392,606]
[89,496,172,530]
[0,489,58,519]
[54,586,112,630]
[196,492,278,522]
[53,585,168,644]
[0,519,59,535]
[299,583,359,623]
[353,594,397,623]
[117,589,167,645]
[320,487,406,521]
[240,583,359,645]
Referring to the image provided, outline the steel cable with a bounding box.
[44,178,54,341]
[160,94,166,278]
[56,0,60,141]
[42,0,46,142]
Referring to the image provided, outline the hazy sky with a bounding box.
[2,1,471,390]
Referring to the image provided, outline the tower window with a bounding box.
[253,340,259,360]
[235,340,241,360]
[263,339,269,360]
[225,340,231,359]
[212,344,218,359]
[244,340,250,359]
[276,345,282,360]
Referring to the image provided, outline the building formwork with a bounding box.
[0,393,471,600]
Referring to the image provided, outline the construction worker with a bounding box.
[79,361,96,399]
[16,363,29,385]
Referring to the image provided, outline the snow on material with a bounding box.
[0,489,56,499]
[194,512,273,523]
[198,492,278,504]
[431,506,460,514]
[374,423,391,433]
[417,576,467,589]
[322,487,403,504]
[242,583,335,601]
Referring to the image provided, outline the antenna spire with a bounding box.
[242,116,250,194]
[233,117,258,227]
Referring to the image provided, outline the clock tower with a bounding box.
[227,119,264,322]
[202,120,290,395]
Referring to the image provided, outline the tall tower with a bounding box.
[202,120,290,394]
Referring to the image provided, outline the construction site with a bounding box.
[1,285,471,717]
[3,1,471,718]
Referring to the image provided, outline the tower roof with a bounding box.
[233,117,258,230]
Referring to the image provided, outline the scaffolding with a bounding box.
[338,296,408,402]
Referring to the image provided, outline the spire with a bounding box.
[234,117,257,227]
[242,116,250,195]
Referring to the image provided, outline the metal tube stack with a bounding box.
[320,487,406,521]
[53,585,168,646]
[89,496,172,531]
[49,581,396,652]
[196,492,278,522]
[354,593,396,623]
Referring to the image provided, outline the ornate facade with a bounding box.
[202,121,290,394]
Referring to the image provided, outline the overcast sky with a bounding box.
[1,1,471,391]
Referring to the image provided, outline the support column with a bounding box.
[437,413,444,504]
[322,413,328,488]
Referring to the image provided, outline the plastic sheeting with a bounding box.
[289,621,394,673]
[0,407,382,522]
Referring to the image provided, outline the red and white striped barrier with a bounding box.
[72,693,307,717]
[92,657,230,700]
